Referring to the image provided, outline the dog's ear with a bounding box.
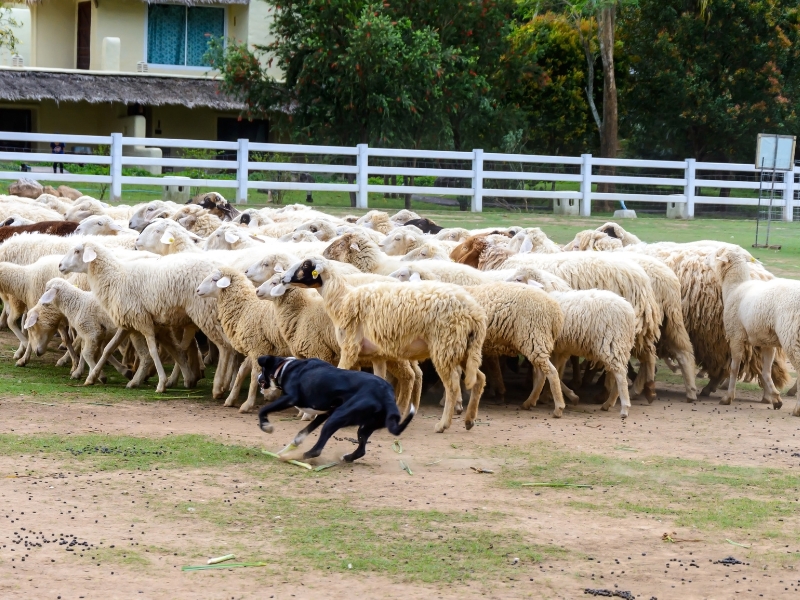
[257,356,270,368]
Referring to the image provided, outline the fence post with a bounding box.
[110,132,122,203]
[236,138,249,204]
[783,168,796,222]
[580,153,592,216]
[472,149,483,212]
[685,158,696,219]
[356,143,369,209]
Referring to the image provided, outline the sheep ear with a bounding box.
[24,311,39,329]
[313,263,325,274]
[527,279,544,288]
[716,254,729,263]
[270,283,287,297]
[520,237,533,254]
[224,230,240,244]
[216,276,231,289]
[160,231,175,245]
[109,221,124,232]
[248,218,259,229]
[274,263,285,274]
[313,230,325,239]
[40,288,57,304]
[83,246,97,263]
[350,243,360,251]
[409,272,421,282]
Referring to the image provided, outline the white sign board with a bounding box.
[756,133,796,171]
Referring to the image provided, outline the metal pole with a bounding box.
[110,132,122,203]
[356,144,369,209]
[765,139,780,246]
[580,154,592,216]
[755,158,765,247]
[471,149,483,212]
[236,138,248,204]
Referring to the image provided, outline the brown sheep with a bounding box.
[0,221,79,243]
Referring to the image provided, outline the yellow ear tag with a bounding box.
[312,270,319,278]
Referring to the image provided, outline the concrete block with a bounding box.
[666,198,689,219]
[613,209,637,219]
[163,176,191,203]
[553,197,579,216]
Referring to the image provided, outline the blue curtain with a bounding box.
[147,5,186,66]
[187,7,225,66]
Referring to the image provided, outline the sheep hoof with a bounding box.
[772,398,783,410]
[792,404,800,417]
[238,405,253,414]
[212,391,226,400]
[644,382,657,404]
[552,407,563,418]
[14,359,26,367]
[719,396,732,405]
[520,401,534,410]
[600,403,610,412]
[465,419,474,431]
[125,380,140,389]
[455,403,463,415]
[434,421,448,433]
[84,378,96,387]
[124,369,134,381]
[620,410,628,419]
[70,371,81,379]
[223,397,236,407]
[259,422,273,434]
[98,374,107,384]
[699,385,714,397]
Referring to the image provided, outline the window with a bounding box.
[147,4,224,67]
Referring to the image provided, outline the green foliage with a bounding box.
[0,4,20,53]
[620,0,800,161]
[207,0,516,151]
[504,13,598,155]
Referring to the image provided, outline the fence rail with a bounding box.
[0,131,797,221]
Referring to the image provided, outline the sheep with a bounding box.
[322,231,407,275]
[256,273,422,413]
[234,209,274,229]
[508,228,562,254]
[36,194,73,215]
[0,202,63,223]
[0,221,79,242]
[244,249,362,285]
[450,232,514,265]
[595,222,643,246]
[389,209,421,227]
[401,243,452,262]
[282,230,320,244]
[334,224,386,244]
[507,266,638,417]
[73,215,134,237]
[134,220,205,254]
[65,198,134,222]
[204,223,268,250]
[356,210,394,234]
[563,230,623,252]
[485,249,661,403]
[170,204,223,237]
[403,217,443,234]
[196,267,291,412]
[293,219,339,241]
[128,200,181,231]
[58,243,232,396]
[436,228,471,243]
[388,262,496,286]
[380,227,455,257]
[2,215,35,226]
[24,278,135,382]
[710,246,800,414]
[280,257,487,433]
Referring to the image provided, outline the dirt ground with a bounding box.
[2,371,800,600]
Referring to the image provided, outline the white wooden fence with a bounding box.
[0,131,796,221]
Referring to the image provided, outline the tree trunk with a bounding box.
[346,173,357,207]
[596,3,619,213]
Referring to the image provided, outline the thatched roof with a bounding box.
[0,69,244,110]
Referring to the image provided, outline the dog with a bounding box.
[257,355,415,462]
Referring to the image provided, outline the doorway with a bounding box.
[77,2,91,69]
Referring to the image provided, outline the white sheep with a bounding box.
[279,257,487,433]
[74,215,135,237]
[712,246,800,414]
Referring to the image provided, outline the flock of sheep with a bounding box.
[0,188,799,437]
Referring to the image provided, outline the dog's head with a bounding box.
[257,355,287,389]
[282,258,325,289]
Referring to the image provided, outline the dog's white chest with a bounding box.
[301,408,328,416]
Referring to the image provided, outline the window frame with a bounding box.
[143,3,227,70]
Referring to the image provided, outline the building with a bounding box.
[0,0,276,150]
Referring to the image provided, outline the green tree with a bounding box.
[0,4,20,53]
[620,0,800,162]
[504,13,597,155]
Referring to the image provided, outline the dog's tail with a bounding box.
[386,405,415,436]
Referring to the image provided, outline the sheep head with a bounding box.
[196,268,231,298]
[283,258,325,289]
[255,273,290,300]
[322,232,366,263]
[59,243,97,274]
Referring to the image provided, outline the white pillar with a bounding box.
[580,153,592,216]
[110,132,122,203]
[236,138,249,204]
[356,143,369,209]
[685,158,696,219]
[783,168,796,222]
[472,149,483,212]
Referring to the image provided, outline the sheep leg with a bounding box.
[16,339,33,367]
[787,380,797,397]
[386,360,414,415]
[569,356,582,387]
[523,368,546,409]
[212,346,236,400]
[141,330,169,393]
[56,349,72,368]
[0,302,7,330]
[531,358,564,418]
[86,328,128,385]
[633,350,657,403]
[107,355,135,380]
[700,372,725,397]
[372,360,387,380]
[462,368,486,430]
[56,323,80,372]
[72,355,87,379]
[127,331,153,388]
[224,357,250,407]
[204,340,219,367]
[759,346,782,409]
[672,349,698,402]
[435,369,462,433]
[410,361,423,411]
[721,346,744,405]
[602,368,631,419]
[483,355,505,404]
[80,340,109,384]
[240,359,277,413]
[663,357,680,373]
